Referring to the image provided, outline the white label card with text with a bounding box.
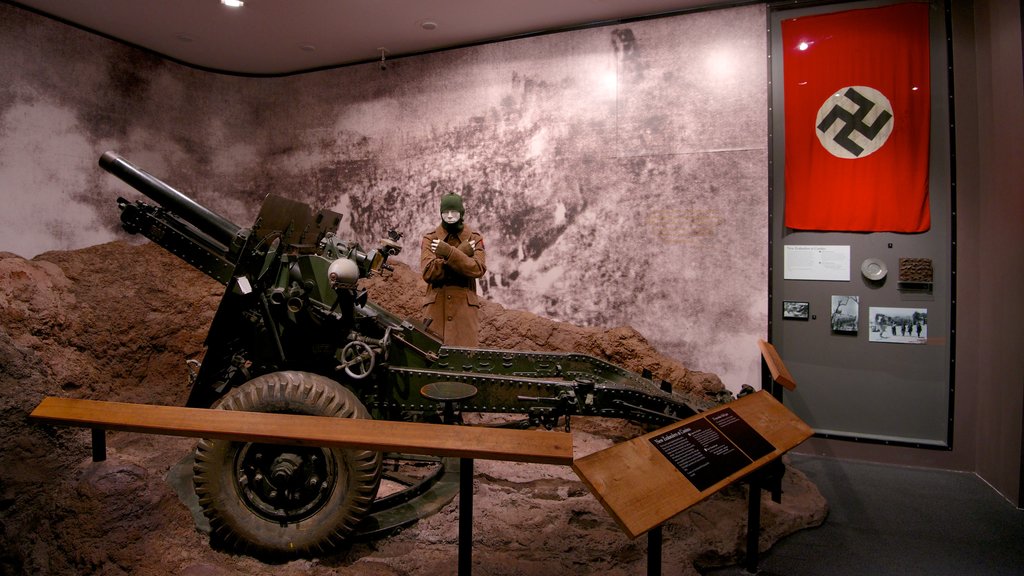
[783,245,850,281]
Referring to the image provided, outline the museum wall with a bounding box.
[964,0,1024,507]
[4,0,1020,504]
[0,3,768,393]
[770,1,955,450]
[790,0,1024,507]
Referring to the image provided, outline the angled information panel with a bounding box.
[572,391,812,538]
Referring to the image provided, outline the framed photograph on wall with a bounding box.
[783,301,810,320]
[830,295,859,333]
[869,307,928,344]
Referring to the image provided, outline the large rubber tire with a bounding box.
[193,371,382,558]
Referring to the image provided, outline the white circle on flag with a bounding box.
[815,86,894,159]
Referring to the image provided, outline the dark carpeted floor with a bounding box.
[705,454,1024,576]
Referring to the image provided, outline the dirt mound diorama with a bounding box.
[0,153,827,576]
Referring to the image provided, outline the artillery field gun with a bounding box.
[100,151,715,558]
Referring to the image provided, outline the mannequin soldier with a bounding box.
[420,193,487,347]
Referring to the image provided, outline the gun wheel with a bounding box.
[193,371,382,558]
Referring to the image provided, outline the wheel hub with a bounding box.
[235,443,339,523]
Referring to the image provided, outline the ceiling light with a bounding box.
[221,0,244,7]
[419,20,438,31]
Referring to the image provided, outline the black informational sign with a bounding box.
[649,408,775,491]
[706,408,775,460]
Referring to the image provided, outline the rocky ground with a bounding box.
[0,241,826,575]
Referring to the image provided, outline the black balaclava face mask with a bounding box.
[440,193,465,234]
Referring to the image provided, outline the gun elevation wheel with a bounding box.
[340,340,375,379]
[193,371,382,558]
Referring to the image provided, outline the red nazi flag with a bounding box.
[782,3,931,232]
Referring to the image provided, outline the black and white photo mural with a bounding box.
[0,3,767,392]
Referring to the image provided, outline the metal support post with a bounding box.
[762,357,782,402]
[459,457,474,575]
[745,472,762,573]
[91,428,106,462]
[647,525,663,576]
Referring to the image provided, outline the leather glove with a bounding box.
[432,239,453,258]
[458,241,475,256]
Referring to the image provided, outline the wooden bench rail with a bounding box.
[30,396,576,576]
[757,339,797,391]
[29,397,573,466]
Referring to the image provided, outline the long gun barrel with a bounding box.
[100,151,241,248]
[103,151,247,283]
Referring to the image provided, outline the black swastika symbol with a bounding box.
[817,87,893,157]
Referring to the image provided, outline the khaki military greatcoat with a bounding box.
[420,224,486,347]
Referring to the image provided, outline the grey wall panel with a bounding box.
[770,1,953,446]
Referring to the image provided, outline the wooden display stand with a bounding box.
[572,390,811,575]
[758,338,796,401]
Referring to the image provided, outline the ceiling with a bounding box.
[12,0,735,75]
